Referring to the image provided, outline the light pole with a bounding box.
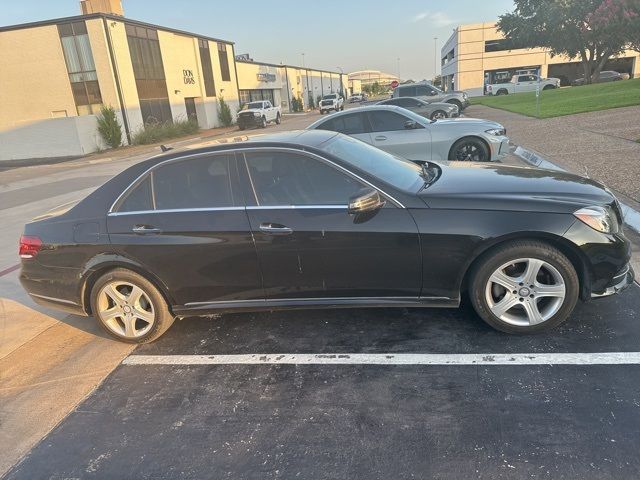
[336,66,344,97]
[301,53,305,68]
[397,57,401,82]
[433,37,438,82]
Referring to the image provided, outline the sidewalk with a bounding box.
[467,105,640,204]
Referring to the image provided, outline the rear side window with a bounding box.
[316,113,368,135]
[118,176,153,212]
[398,86,416,97]
[116,154,235,212]
[153,155,234,210]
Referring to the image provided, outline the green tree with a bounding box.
[498,0,640,84]
[218,96,233,127]
[96,105,122,149]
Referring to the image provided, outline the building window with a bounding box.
[58,21,103,115]
[239,90,251,105]
[485,39,524,53]
[218,43,231,81]
[198,39,216,97]
[126,24,172,123]
[239,89,274,104]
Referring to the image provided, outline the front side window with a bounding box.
[58,21,103,115]
[416,85,436,96]
[244,151,363,206]
[368,111,414,132]
[117,154,235,212]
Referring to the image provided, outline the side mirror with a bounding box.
[348,188,385,214]
[404,120,418,129]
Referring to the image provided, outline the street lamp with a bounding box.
[433,37,438,81]
[301,53,305,68]
[336,66,344,97]
[397,57,400,81]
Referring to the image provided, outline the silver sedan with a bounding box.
[307,105,510,162]
[377,97,459,120]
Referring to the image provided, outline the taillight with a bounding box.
[19,235,42,259]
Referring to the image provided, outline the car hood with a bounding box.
[420,162,615,213]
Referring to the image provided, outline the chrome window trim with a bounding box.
[246,205,348,210]
[108,206,245,216]
[109,146,405,214]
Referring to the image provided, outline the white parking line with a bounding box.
[123,352,640,366]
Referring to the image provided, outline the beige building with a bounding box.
[0,10,344,160]
[441,22,640,96]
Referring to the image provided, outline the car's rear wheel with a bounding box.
[496,89,508,96]
[238,125,245,131]
[275,113,281,124]
[431,110,447,120]
[91,268,174,343]
[469,241,579,334]
[449,137,490,161]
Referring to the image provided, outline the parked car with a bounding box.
[307,105,508,162]
[319,93,344,114]
[237,100,281,130]
[392,82,469,111]
[485,74,561,96]
[19,130,633,342]
[377,97,459,120]
[572,71,630,86]
[349,93,367,103]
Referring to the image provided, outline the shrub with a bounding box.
[308,93,315,109]
[291,96,304,112]
[96,105,122,149]
[131,117,199,145]
[218,96,233,127]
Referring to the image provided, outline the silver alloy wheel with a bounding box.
[485,258,566,327]
[97,281,155,338]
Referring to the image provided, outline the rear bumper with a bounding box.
[19,261,88,315]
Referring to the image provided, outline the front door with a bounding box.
[107,153,262,306]
[367,110,431,162]
[184,97,198,122]
[239,149,421,300]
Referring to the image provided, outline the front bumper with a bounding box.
[237,115,262,128]
[591,265,635,299]
[320,103,339,111]
[486,135,510,160]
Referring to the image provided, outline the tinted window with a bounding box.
[153,155,234,210]
[320,136,422,192]
[368,111,412,132]
[398,86,416,97]
[416,86,435,96]
[386,98,417,108]
[317,113,368,135]
[119,176,153,212]
[245,151,363,206]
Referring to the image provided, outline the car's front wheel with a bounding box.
[275,113,281,124]
[449,137,490,161]
[91,268,174,343]
[469,241,579,334]
[260,116,267,128]
[431,110,447,120]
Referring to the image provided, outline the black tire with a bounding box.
[275,113,281,125]
[319,110,325,115]
[449,137,490,162]
[90,268,175,343]
[260,116,267,128]
[496,89,508,96]
[469,241,579,334]
[238,125,245,131]
[430,110,447,120]
[447,100,462,111]
[543,84,555,90]
[340,105,344,111]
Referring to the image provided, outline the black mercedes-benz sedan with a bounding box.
[19,130,634,343]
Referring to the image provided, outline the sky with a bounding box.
[3,0,516,80]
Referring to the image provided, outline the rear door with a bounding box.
[106,153,262,306]
[515,75,536,93]
[367,110,431,161]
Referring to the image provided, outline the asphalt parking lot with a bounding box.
[6,283,640,479]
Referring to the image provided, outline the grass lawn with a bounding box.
[470,78,640,118]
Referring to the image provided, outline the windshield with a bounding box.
[322,95,337,100]
[243,102,263,110]
[320,135,423,191]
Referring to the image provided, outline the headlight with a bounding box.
[574,206,619,234]
[254,112,262,117]
[485,128,506,136]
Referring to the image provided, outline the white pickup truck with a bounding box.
[485,74,561,96]
[319,93,344,114]
[237,100,281,130]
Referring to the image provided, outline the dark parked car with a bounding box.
[572,71,630,86]
[376,97,459,120]
[20,131,633,343]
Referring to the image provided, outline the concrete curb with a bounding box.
[514,146,640,234]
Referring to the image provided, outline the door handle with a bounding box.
[259,223,293,235]
[132,225,162,235]
[375,136,387,141]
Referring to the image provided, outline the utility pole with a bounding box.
[433,37,438,82]
[397,57,401,82]
[301,53,305,68]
